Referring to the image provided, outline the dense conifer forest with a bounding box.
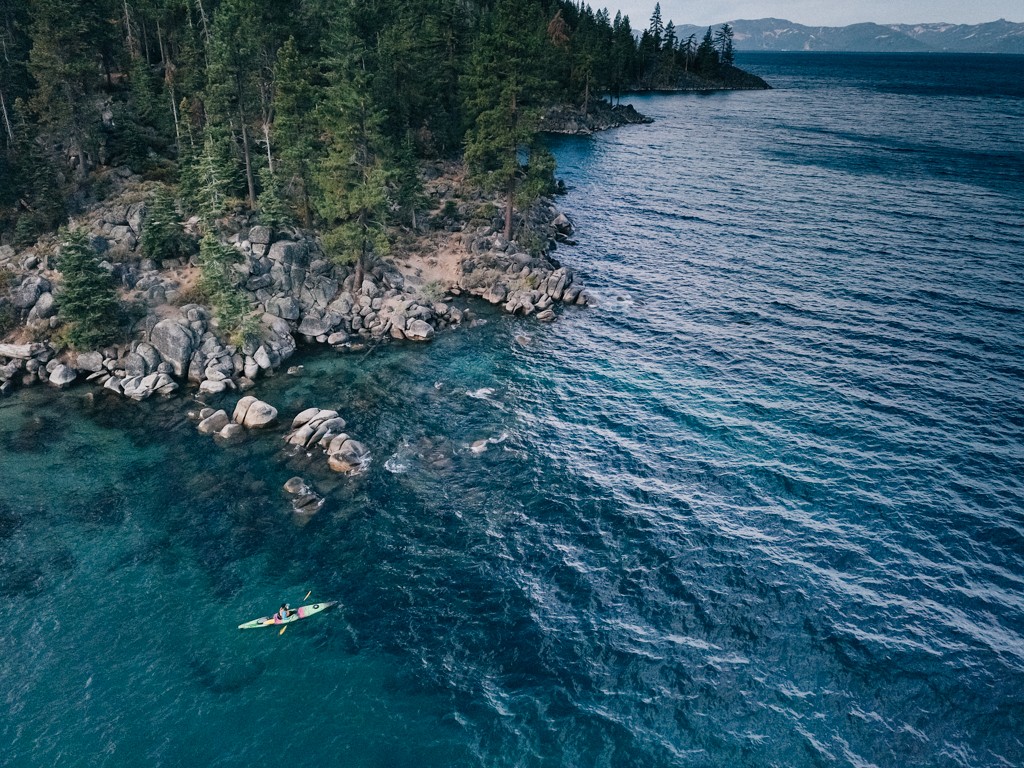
[0,0,752,250]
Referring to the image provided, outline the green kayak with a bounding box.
[238,601,336,629]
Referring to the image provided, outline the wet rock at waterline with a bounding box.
[283,407,370,475]
[233,396,278,429]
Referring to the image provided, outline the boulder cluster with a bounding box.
[194,395,278,442]
[455,204,588,321]
[284,407,371,474]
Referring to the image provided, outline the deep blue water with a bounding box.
[3,53,1023,767]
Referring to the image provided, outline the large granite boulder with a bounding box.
[405,319,435,342]
[13,276,50,310]
[136,342,162,373]
[283,407,368,474]
[248,225,272,245]
[233,396,278,428]
[267,240,307,265]
[150,318,194,377]
[48,364,77,388]
[266,296,300,320]
[297,313,331,337]
[326,438,370,473]
[123,352,147,378]
[28,292,56,321]
[197,409,229,435]
[75,351,105,372]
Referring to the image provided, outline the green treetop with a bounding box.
[313,9,391,287]
[463,0,554,241]
[57,230,124,350]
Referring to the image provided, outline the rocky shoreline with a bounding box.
[0,166,589,407]
[540,100,654,135]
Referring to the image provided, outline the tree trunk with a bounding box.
[195,0,211,46]
[262,121,273,174]
[504,176,514,242]
[301,185,311,228]
[169,87,180,143]
[0,88,14,144]
[238,91,256,207]
[241,120,255,207]
[122,0,136,58]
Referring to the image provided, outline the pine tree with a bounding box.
[664,21,677,55]
[681,34,697,72]
[205,0,263,206]
[256,166,291,228]
[393,130,424,229]
[648,3,664,51]
[313,11,391,284]
[57,230,124,350]
[27,0,108,179]
[11,105,64,244]
[696,27,718,73]
[141,185,183,264]
[271,36,314,225]
[463,0,553,241]
[610,12,635,102]
[197,231,248,335]
[714,24,735,65]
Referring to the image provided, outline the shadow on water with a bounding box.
[0,544,74,598]
[66,487,128,526]
[764,129,1024,193]
[2,412,67,454]
[189,655,268,695]
[0,503,22,540]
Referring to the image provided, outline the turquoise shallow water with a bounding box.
[3,53,1024,767]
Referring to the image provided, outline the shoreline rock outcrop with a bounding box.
[2,164,589,403]
[540,100,653,135]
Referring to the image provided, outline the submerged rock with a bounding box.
[197,409,229,435]
[216,423,245,443]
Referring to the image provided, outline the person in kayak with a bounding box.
[276,603,293,621]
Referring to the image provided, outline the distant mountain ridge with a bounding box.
[674,18,1024,54]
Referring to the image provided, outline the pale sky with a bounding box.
[609,1,1022,27]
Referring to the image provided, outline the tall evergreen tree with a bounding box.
[681,33,697,72]
[270,36,314,224]
[141,185,183,264]
[206,0,263,206]
[27,0,109,179]
[57,230,124,349]
[648,3,664,50]
[696,27,718,73]
[463,0,553,241]
[610,12,635,102]
[714,24,735,65]
[313,9,391,286]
